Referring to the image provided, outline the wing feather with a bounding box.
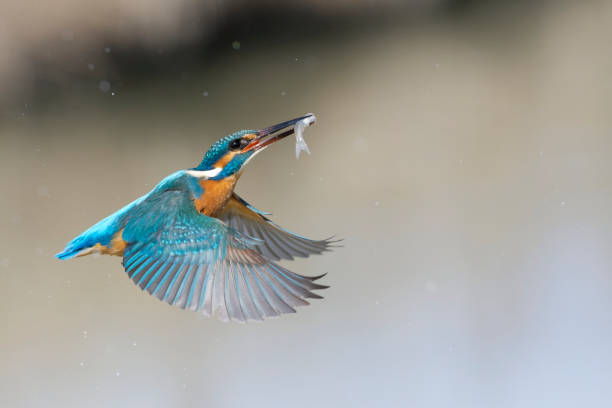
[243,264,279,318]
[216,193,338,261]
[119,185,326,322]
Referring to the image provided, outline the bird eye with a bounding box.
[229,138,249,151]
[229,139,243,151]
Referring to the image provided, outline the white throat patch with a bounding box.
[186,167,222,178]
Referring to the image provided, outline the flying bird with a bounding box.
[57,114,334,322]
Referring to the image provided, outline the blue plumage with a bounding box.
[56,171,188,260]
[57,114,335,322]
[194,130,256,171]
[55,196,145,260]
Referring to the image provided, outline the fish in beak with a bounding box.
[242,113,316,153]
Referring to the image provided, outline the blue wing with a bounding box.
[121,188,327,322]
[217,193,338,261]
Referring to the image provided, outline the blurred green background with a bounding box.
[2,1,612,407]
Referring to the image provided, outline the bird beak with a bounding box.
[242,114,315,153]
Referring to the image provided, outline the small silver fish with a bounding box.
[295,113,316,159]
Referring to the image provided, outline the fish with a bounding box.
[295,113,316,159]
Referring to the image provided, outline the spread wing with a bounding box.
[217,193,337,261]
[121,189,327,322]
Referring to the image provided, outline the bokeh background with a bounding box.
[3,1,612,407]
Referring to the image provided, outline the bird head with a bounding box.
[189,114,315,180]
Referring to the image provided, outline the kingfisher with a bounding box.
[56,114,334,322]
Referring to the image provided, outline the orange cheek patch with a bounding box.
[213,152,237,169]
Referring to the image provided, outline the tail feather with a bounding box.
[56,196,145,260]
[56,236,95,259]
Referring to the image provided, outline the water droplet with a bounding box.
[232,41,241,50]
[115,370,121,377]
[203,91,208,96]
[280,91,286,96]
[104,47,111,53]
[80,361,85,367]
[87,63,95,71]
[98,80,111,93]
[37,185,50,197]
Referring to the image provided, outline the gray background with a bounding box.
[2,1,612,407]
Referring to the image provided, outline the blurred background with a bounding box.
[2,0,612,407]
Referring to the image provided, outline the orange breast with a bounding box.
[194,176,238,216]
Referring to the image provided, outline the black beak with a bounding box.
[242,114,315,152]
